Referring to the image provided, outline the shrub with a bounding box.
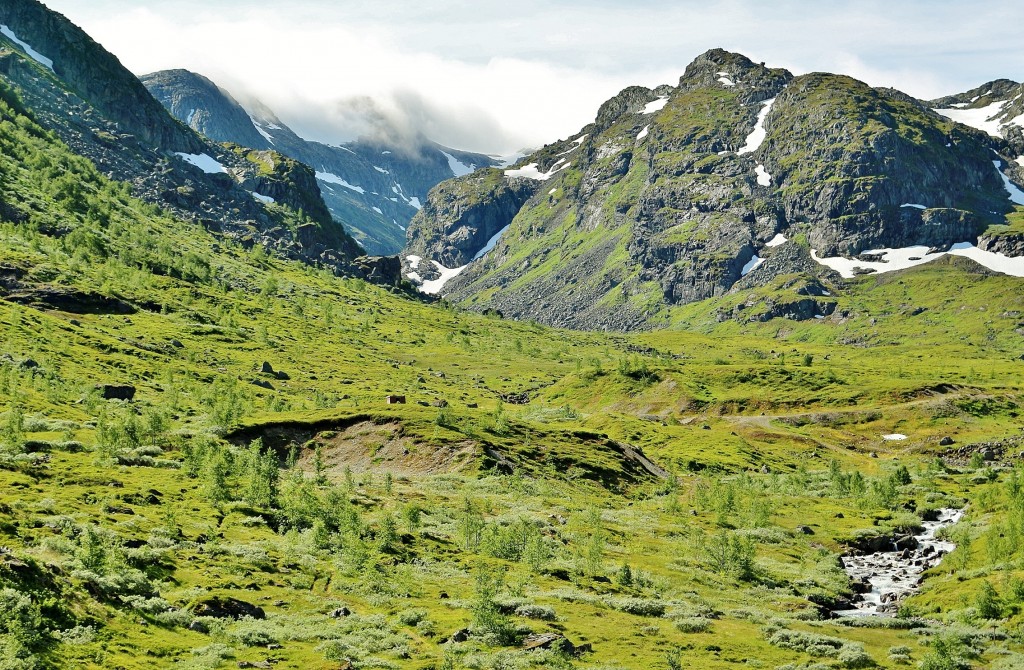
[888,645,912,664]
[0,588,44,664]
[513,604,555,621]
[838,642,876,668]
[395,608,428,626]
[766,628,844,657]
[674,617,712,633]
[608,597,666,617]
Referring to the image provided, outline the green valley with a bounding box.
[2,60,1024,670]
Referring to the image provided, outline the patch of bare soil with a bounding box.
[297,421,477,477]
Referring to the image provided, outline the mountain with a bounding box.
[5,9,1024,670]
[0,0,383,278]
[931,78,1024,149]
[141,69,499,255]
[404,49,1024,330]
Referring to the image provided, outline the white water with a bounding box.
[836,508,963,617]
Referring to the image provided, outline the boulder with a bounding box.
[98,384,136,401]
[192,596,266,620]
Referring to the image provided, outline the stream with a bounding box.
[835,508,964,617]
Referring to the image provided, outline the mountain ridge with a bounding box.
[403,48,1024,330]
[141,68,499,255]
[0,0,402,281]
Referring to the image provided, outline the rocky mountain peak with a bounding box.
[594,85,667,131]
[678,48,793,104]
[402,51,1024,330]
[141,69,272,151]
[0,0,199,152]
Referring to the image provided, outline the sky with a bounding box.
[42,0,1024,155]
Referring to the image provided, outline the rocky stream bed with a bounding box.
[836,509,964,617]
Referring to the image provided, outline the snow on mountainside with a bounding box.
[142,69,498,256]
[0,1,382,275]
[931,79,1024,140]
[403,49,1024,330]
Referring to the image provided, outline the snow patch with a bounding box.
[408,196,421,210]
[548,187,557,195]
[1016,156,1024,168]
[718,76,736,87]
[900,203,927,210]
[504,159,569,181]
[934,100,1007,137]
[882,434,907,441]
[186,109,196,125]
[372,206,383,214]
[491,152,528,168]
[248,115,274,144]
[765,233,787,248]
[811,242,1024,279]
[0,25,54,71]
[174,152,226,174]
[738,98,776,155]
[637,125,650,141]
[251,192,275,204]
[811,246,939,278]
[642,97,669,114]
[741,255,764,276]
[406,255,422,270]
[373,166,389,174]
[316,171,365,194]
[441,151,474,177]
[948,242,1024,277]
[472,225,510,261]
[420,261,467,295]
[754,164,772,186]
[994,160,1024,205]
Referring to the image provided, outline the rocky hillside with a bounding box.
[0,0,388,278]
[142,69,272,151]
[405,49,1024,330]
[142,69,499,255]
[931,79,1024,151]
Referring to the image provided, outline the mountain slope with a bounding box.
[142,69,272,151]
[4,72,1024,669]
[4,23,1024,669]
[405,49,1024,330]
[931,78,1024,150]
[0,1,375,275]
[141,69,499,255]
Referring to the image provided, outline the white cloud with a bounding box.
[40,0,1024,154]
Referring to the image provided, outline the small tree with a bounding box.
[976,580,1001,619]
[1,404,24,451]
[472,565,515,645]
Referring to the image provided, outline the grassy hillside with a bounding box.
[3,79,1024,670]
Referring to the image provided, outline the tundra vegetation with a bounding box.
[2,79,1024,670]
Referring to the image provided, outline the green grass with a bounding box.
[2,73,1024,670]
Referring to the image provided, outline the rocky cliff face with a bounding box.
[0,0,199,152]
[142,70,499,256]
[405,49,1023,330]
[404,169,539,267]
[0,4,381,280]
[142,70,272,151]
